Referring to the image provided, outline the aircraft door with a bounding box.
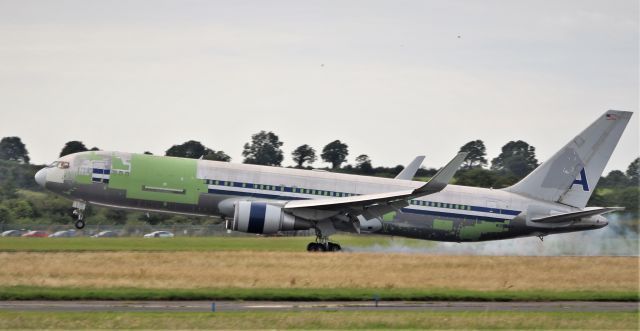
[486,200,506,214]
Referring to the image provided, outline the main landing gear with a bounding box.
[306,241,342,252]
[69,201,87,229]
[307,233,341,252]
[306,221,341,252]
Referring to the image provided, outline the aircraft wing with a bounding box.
[283,153,466,218]
[531,207,624,223]
[394,155,425,180]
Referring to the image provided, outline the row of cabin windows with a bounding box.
[203,179,357,197]
[409,200,471,210]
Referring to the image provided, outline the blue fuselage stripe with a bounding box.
[400,208,510,222]
[469,206,520,216]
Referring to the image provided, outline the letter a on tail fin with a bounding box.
[506,110,633,209]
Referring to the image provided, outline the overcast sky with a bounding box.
[1,0,638,173]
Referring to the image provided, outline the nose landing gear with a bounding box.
[69,201,87,229]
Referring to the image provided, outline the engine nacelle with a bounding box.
[227,201,313,234]
[356,215,382,233]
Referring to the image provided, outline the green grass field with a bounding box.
[0,286,635,302]
[0,311,637,330]
[0,235,432,252]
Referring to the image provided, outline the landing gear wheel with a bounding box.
[307,242,341,252]
[307,243,326,252]
[327,242,342,252]
[74,220,85,229]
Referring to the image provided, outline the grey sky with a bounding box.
[1,0,638,173]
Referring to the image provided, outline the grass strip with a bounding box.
[0,311,637,330]
[0,236,424,252]
[0,286,637,302]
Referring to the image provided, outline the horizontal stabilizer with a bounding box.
[395,156,425,180]
[531,207,624,223]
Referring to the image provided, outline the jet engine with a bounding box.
[227,201,313,234]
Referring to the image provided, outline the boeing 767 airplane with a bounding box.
[35,110,632,251]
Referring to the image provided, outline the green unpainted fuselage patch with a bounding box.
[433,219,454,231]
[111,156,129,171]
[459,220,508,240]
[75,174,92,184]
[108,154,206,205]
[382,212,396,221]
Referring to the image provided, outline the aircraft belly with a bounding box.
[377,209,529,242]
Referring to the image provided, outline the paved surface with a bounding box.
[0,301,637,313]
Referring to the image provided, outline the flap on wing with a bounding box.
[283,153,467,213]
[395,156,425,180]
[531,207,624,223]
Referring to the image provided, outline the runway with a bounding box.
[0,301,637,313]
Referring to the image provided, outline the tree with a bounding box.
[242,131,284,166]
[143,151,153,155]
[455,168,500,188]
[321,140,349,169]
[105,209,128,225]
[491,140,539,178]
[60,141,88,157]
[203,149,231,162]
[416,167,438,178]
[89,147,100,151]
[612,187,639,215]
[627,157,639,185]
[459,140,487,169]
[0,137,30,163]
[0,206,11,224]
[0,178,17,199]
[599,170,629,188]
[355,154,373,174]
[165,140,206,159]
[291,144,316,168]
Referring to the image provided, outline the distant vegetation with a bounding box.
[0,135,637,231]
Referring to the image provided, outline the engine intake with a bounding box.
[227,201,312,234]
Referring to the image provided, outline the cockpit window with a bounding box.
[57,161,70,169]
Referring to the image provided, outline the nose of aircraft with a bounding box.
[34,168,47,187]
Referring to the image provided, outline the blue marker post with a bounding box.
[211,302,216,312]
[374,293,379,307]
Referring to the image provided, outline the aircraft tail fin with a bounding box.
[506,110,632,208]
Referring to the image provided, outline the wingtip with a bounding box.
[606,110,633,118]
